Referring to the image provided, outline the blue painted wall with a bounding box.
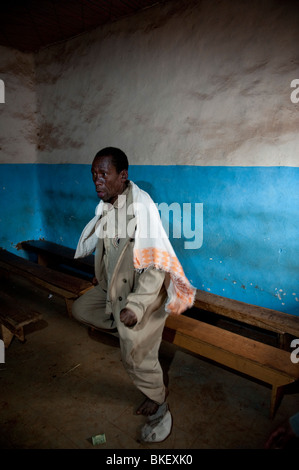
[0,165,44,247]
[1,163,298,315]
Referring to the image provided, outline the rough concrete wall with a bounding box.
[0,46,43,248]
[32,0,299,166]
[0,46,37,163]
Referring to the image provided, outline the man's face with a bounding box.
[91,155,127,204]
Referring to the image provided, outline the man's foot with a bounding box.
[140,402,172,443]
[136,388,169,416]
[136,398,159,416]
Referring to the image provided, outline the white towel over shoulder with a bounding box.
[75,181,195,314]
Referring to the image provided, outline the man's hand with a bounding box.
[120,308,137,327]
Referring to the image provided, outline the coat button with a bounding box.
[119,296,122,301]
[123,279,127,283]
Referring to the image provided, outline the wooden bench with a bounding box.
[0,291,42,348]
[163,314,299,418]
[20,240,299,346]
[20,239,94,280]
[0,249,93,316]
[14,240,299,416]
[194,289,299,350]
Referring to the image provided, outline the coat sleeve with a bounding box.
[125,267,165,323]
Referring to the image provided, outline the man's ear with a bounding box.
[121,169,128,181]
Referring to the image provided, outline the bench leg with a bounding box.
[270,384,284,419]
[0,324,14,348]
[65,298,74,318]
[37,253,49,266]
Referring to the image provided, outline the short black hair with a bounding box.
[94,147,129,173]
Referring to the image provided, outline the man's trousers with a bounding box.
[72,284,168,405]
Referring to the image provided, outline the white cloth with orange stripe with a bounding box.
[74,181,196,315]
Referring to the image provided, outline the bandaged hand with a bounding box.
[120,308,137,327]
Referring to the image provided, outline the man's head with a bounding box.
[91,147,129,204]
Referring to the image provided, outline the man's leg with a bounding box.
[72,285,115,330]
[115,303,172,443]
[131,340,168,416]
[115,301,169,415]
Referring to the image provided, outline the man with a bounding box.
[72,147,195,443]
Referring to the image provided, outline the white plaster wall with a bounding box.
[0,46,37,164]
[34,0,299,166]
[1,0,299,166]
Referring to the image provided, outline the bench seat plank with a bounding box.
[165,314,298,379]
[0,249,92,299]
[20,240,94,274]
[0,291,42,348]
[164,314,299,417]
[195,289,299,337]
[0,292,41,328]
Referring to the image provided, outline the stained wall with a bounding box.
[0,0,298,313]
